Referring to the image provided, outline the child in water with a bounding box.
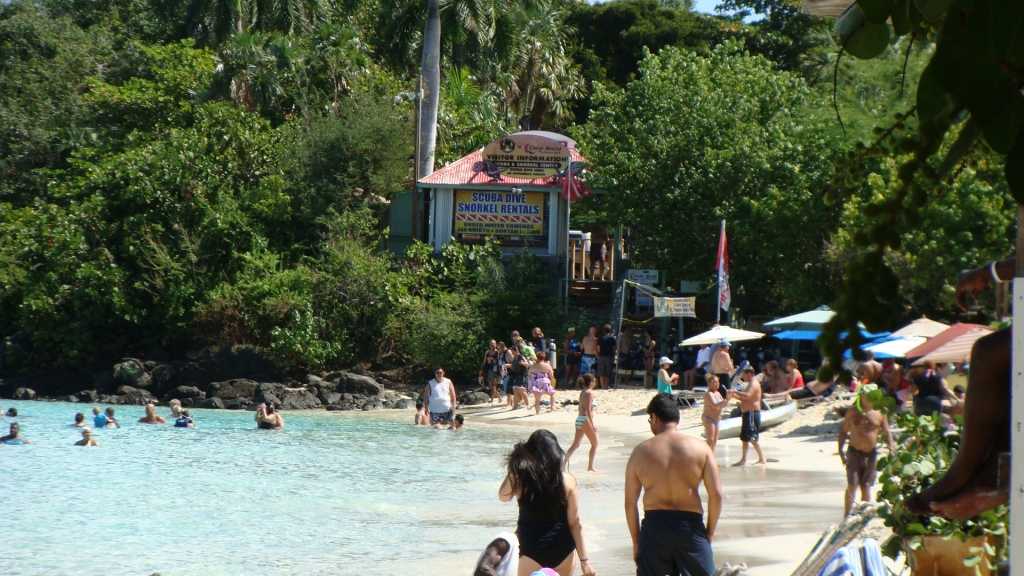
[415,400,429,425]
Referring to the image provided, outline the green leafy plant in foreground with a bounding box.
[875,402,1007,572]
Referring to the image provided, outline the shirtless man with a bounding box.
[72,413,87,427]
[838,384,897,517]
[728,367,765,466]
[138,403,167,424]
[75,428,101,446]
[581,326,599,376]
[857,350,882,385]
[626,394,722,576]
[414,400,429,425]
[710,339,734,390]
[1,422,28,444]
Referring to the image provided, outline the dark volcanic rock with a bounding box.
[279,388,321,410]
[393,398,414,410]
[64,395,80,403]
[114,359,152,388]
[99,394,121,404]
[224,397,250,410]
[253,383,285,407]
[460,391,490,405]
[149,347,283,396]
[198,397,225,409]
[77,389,99,403]
[327,372,384,397]
[116,385,138,395]
[206,379,258,401]
[14,387,36,400]
[164,386,206,401]
[121,389,157,405]
[321,392,342,406]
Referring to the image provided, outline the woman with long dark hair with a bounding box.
[499,430,598,576]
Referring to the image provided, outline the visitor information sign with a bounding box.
[454,190,545,236]
[627,269,659,308]
[654,297,697,318]
[481,134,571,179]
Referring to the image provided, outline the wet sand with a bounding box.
[465,392,855,576]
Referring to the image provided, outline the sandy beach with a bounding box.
[463,388,876,576]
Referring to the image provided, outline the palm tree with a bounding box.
[418,0,442,178]
[178,0,333,46]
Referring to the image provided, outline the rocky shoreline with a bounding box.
[0,345,497,412]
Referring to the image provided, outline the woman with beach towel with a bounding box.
[499,430,598,576]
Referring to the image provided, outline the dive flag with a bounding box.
[561,162,589,202]
[717,221,731,312]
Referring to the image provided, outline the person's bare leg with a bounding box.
[584,422,599,471]
[845,485,856,517]
[564,427,585,470]
[861,484,872,503]
[710,423,719,452]
[533,392,542,415]
[734,442,749,466]
[703,418,715,449]
[906,328,1010,515]
[549,392,556,412]
[751,441,766,464]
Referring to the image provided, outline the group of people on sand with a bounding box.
[477,328,564,414]
[474,393,721,576]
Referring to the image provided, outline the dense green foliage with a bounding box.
[0,0,1017,382]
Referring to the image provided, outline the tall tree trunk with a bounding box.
[418,0,441,178]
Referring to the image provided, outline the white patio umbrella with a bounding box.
[912,328,992,365]
[889,317,950,339]
[681,325,766,346]
[864,336,927,358]
[764,305,836,331]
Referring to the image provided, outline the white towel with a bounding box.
[817,544,864,576]
[471,532,519,576]
[860,539,886,576]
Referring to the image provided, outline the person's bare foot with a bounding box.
[587,467,599,472]
[754,460,766,465]
[732,461,747,467]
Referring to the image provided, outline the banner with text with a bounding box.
[481,134,571,179]
[454,190,544,236]
[654,297,696,318]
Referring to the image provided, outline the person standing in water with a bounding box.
[838,384,897,517]
[423,366,457,428]
[414,400,429,425]
[92,407,106,428]
[499,429,598,576]
[728,366,765,466]
[1,422,28,444]
[72,413,86,427]
[701,375,727,452]
[139,403,167,424]
[175,410,196,428]
[625,394,721,576]
[75,428,100,446]
[254,402,284,429]
[564,374,599,472]
[102,407,120,428]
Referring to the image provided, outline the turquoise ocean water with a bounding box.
[0,400,528,576]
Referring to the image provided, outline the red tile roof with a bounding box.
[418,148,589,188]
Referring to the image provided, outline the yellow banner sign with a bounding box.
[481,135,571,179]
[454,190,544,236]
[654,297,696,318]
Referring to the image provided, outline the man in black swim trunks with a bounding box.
[728,367,765,466]
[625,394,721,576]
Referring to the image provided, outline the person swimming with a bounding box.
[74,428,100,446]
[72,413,86,427]
[450,414,468,430]
[6,407,17,417]
[174,410,195,428]
[255,402,284,429]
[138,403,167,424]
[1,422,28,444]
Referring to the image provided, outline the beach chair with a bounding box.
[789,502,891,576]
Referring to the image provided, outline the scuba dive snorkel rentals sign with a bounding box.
[454,190,544,236]
[481,135,571,179]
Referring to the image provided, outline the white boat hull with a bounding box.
[717,401,797,440]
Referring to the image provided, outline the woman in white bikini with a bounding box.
[702,373,727,451]
[564,374,599,472]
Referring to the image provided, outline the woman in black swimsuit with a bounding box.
[499,430,598,576]
[254,402,284,429]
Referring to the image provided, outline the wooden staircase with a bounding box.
[568,280,615,308]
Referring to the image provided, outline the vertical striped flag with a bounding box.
[717,221,731,312]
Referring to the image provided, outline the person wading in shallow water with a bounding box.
[499,430,598,576]
[254,402,284,429]
[625,394,721,576]
[138,403,167,424]
[423,367,457,428]
[1,422,28,444]
[75,428,100,446]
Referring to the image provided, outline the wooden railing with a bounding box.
[568,237,615,281]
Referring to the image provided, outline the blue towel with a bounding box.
[817,544,864,576]
[860,539,886,576]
